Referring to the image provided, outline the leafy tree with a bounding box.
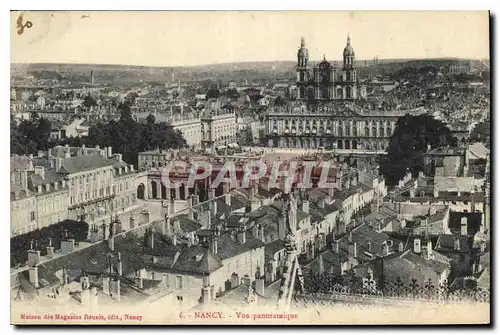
[274,95,286,107]
[379,114,457,187]
[206,88,220,99]
[82,94,97,108]
[470,118,490,146]
[10,113,53,155]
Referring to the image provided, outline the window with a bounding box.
[30,211,35,221]
[175,276,183,289]
[177,296,183,301]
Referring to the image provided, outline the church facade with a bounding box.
[264,36,425,150]
[296,36,367,101]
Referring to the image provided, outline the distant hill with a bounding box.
[11,57,488,85]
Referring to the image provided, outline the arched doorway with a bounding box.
[137,183,145,200]
[151,181,158,199]
[161,184,167,199]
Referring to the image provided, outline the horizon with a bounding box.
[10,56,488,71]
[11,11,490,68]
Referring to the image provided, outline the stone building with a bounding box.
[264,36,426,150]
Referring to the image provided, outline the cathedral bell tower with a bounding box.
[342,34,357,99]
[296,37,310,100]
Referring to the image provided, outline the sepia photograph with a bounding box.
[9,10,491,325]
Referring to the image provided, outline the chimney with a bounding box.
[413,238,421,254]
[230,273,240,289]
[135,275,144,289]
[103,223,110,241]
[164,216,172,236]
[454,236,460,251]
[107,146,113,158]
[61,239,76,254]
[349,242,357,259]
[108,234,115,251]
[147,229,155,249]
[348,231,353,243]
[27,249,41,267]
[169,198,176,215]
[222,181,230,197]
[258,224,265,242]
[210,199,218,215]
[426,240,433,260]
[225,192,231,206]
[241,275,251,286]
[383,242,390,257]
[251,198,261,212]
[117,252,123,276]
[461,217,468,236]
[201,286,211,306]
[238,224,246,244]
[302,199,309,214]
[210,236,218,254]
[54,157,63,172]
[366,241,372,252]
[46,238,55,258]
[110,278,121,301]
[278,216,286,240]
[209,188,216,200]
[252,224,258,239]
[173,234,177,246]
[34,166,45,180]
[398,242,404,253]
[333,240,339,254]
[255,277,265,296]
[129,215,136,230]
[29,265,39,288]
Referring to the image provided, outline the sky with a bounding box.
[10,11,490,67]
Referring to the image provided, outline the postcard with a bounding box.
[10,10,490,325]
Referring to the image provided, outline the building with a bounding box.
[264,37,426,150]
[200,103,237,152]
[170,115,202,148]
[296,36,366,101]
[10,156,69,236]
[10,145,145,237]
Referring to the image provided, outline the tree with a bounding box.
[82,94,97,108]
[470,118,490,146]
[274,95,286,107]
[206,88,220,99]
[379,114,457,187]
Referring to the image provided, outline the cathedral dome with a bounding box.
[319,55,331,69]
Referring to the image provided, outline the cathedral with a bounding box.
[263,36,426,150]
[296,36,367,101]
